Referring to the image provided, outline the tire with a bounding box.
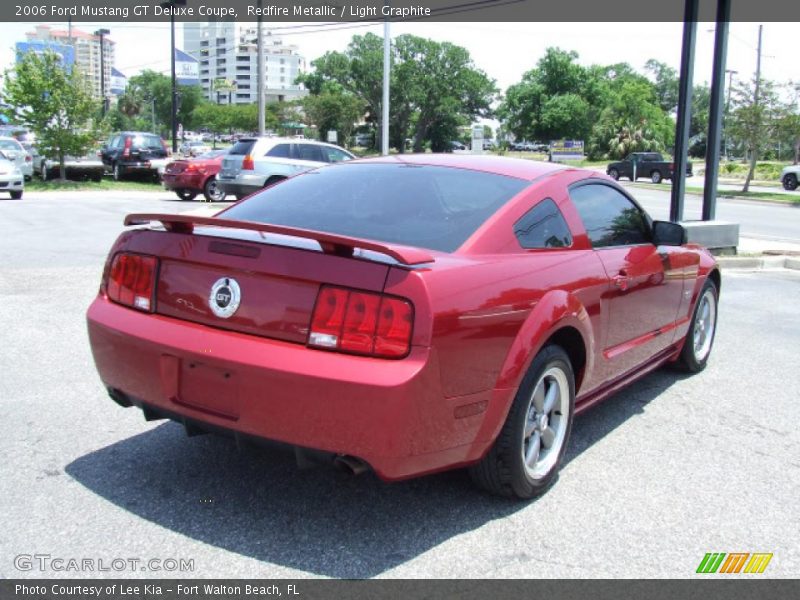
[234,193,247,201]
[678,279,719,373]
[91,175,102,183]
[470,345,575,499]
[176,190,197,202]
[203,177,225,202]
[10,190,22,200]
[651,170,663,184]
[608,168,619,180]
[112,163,123,182]
[263,176,287,189]
[41,164,49,181]
[783,174,798,191]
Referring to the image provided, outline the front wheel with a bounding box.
[608,168,619,180]
[41,164,49,181]
[783,174,798,191]
[10,190,23,200]
[678,279,719,373]
[203,177,225,202]
[651,170,663,184]
[470,345,575,499]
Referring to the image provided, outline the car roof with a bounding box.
[349,154,576,182]
[239,137,348,150]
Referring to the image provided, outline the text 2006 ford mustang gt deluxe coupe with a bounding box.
[87,155,719,498]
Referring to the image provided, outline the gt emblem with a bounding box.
[209,277,241,318]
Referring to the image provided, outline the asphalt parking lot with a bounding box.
[1,191,799,578]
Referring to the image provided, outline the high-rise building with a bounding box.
[183,23,307,104]
[25,25,115,101]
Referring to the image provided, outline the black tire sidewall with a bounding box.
[204,178,222,202]
[784,174,798,191]
[506,346,576,498]
[652,171,662,183]
[680,279,719,372]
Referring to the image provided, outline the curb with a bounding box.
[717,256,800,270]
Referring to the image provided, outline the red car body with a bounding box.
[87,155,719,492]
[162,151,226,202]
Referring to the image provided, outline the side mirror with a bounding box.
[652,220,686,246]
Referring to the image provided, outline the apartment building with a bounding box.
[183,23,307,104]
[25,25,115,101]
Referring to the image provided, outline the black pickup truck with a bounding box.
[606,152,692,183]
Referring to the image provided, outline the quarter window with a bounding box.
[570,184,650,248]
[514,199,572,249]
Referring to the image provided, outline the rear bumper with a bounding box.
[162,173,204,191]
[86,297,496,480]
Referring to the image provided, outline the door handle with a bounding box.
[612,270,631,291]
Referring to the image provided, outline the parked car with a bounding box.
[36,152,105,182]
[217,137,355,200]
[483,139,497,150]
[448,140,466,151]
[162,148,229,202]
[180,140,212,157]
[606,152,693,183]
[780,164,799,191]
[100,132,169,182]
[87,155,720,499]
[0,150,24,199]
[0,137,33,181]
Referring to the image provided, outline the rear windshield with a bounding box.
[229,140,256,156]
[221,163,528,253]
[0,139,23,152]
[131,134,163,149]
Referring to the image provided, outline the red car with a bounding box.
[162,149,228,202]
[86,155,719,499]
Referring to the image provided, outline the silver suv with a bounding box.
[217,137,355,199]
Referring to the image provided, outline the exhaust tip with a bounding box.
[333,454,370,476]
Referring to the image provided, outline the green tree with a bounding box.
[1,50,97,180]
[125,70,203,137]
[727,78,783,191]
[301,83,363,145]
[645,59,680,113]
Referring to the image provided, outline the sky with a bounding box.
[1,21,798,102]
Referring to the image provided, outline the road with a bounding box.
[621,183,800,244]
[1,191,799,579]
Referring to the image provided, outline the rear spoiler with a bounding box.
[124,213,435,267]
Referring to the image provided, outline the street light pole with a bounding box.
[94,29,110,116]
[161,0,186,153]
[381,1,390,156]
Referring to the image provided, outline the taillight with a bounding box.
[122,136,132,158]
[242,155,255,170]
[106,253,158,312]
[25,155,32,162]
[186,163,206,174]
[309,286,413,358]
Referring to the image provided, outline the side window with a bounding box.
[296,144,324,162]
[265,143,291,158]
[570,184,651,248]
[322,147,353,163]
[514,198,572,249]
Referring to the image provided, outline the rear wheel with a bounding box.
[10,190,22,200]
[651,170,663,184]
[678,279,718,373]
[112,163,123,182]
[176,190,197,202]
[203,177,225,202]
[470,345,575,499]
[608,168,619,180]
[783,174,798,191]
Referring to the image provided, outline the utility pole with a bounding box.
[743,24,763,193]
[257,0,265,136]
[723,69,737,159]
[381,1,390,155]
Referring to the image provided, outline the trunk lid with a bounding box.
[152,228,390,344]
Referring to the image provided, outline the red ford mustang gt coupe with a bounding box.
[87,155,719,498]
[162,149,228,203]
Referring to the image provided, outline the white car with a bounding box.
[0,150,24,199]
[0,136,33,180]
[781,165,799,191]
[217,137,355,200]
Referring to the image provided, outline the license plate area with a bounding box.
[161,355,241,419]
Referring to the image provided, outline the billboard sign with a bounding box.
[175,48,199,86]
[15,41,75,70]
[549,139,584,162]
[110,68,127,95]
